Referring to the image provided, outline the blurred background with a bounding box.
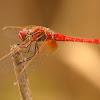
[0,0,100,100]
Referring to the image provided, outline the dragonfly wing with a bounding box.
[20,39,58,75]
[0,40,32,75]
[2,25,38,41]
[47,39,58,52]
[3,25,37,30]
[0,52,14,75]
[19,39,58,75]
[22,25,37,29]
[1,27,21,41]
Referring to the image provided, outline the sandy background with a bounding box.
[0,0,100,100]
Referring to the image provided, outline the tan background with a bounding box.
[0,0,100,100]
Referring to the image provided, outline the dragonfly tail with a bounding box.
[54,33,100,43]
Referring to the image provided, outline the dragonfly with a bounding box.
[0,25,100,74]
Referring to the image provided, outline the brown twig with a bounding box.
[11,44,32,100]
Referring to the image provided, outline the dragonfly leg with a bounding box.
[16,43,32,53]
[33,41,39,55]
[18,43,31,48]
[16,43,20,45]
[18,41,39,64]
[20,44,32,53]
[24,41,39,61]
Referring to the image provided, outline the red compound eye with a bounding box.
[18,29,28,41]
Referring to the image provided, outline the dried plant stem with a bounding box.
[11,45,32,100]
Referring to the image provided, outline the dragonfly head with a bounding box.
[19,29,28,41]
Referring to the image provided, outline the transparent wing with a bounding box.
[0,40,32,75]
[3,25,37,30]
[19,39,58,75]
[1,27,21,41]
[1,25,38,41]
[0,25,38,75]
[0,25,58,76]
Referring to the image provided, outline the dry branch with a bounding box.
[11,44,32,100]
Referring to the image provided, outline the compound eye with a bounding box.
[19,31,24,41]
[18,29,28,41]
[22,29,28,37]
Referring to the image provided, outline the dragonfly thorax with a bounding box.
[18,27,54,42]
